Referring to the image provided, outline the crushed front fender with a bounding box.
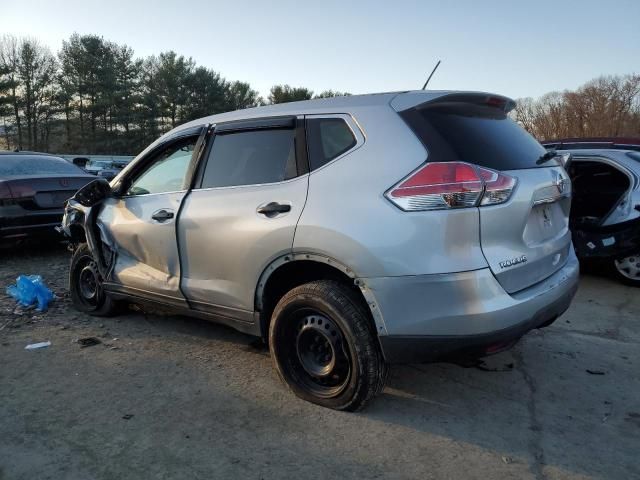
[59,179,116,279]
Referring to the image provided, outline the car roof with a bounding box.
[0,151,68,162]
[541,138,640,152]
[173,89,515,133]
[559,148,638,155]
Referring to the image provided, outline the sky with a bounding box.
[2,0,639,100]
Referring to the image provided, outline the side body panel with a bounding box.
[294,105,488,277]
[178,175,309,315]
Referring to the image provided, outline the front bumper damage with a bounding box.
[572,216,640,259]
[58,179,116,280]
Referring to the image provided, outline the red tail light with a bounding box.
[0,181,13,202]
[386,161,516,211]
[8,184,35,198]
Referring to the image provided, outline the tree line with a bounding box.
[0,34,348,155]
[513,74,640,140]
[2,32,638,155]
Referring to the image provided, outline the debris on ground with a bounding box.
[77,337,102,348]
[475,361,514,372]
[24,341,51,350]
[501,456,513,464]
[6,275,54,312]
[122,414,134,420]
[586,369,606,375]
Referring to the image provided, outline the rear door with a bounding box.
[97,129,203,305]
[178,116,308,320]
[400,97,572,293]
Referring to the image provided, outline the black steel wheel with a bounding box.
[269,280,388,411]
[70,244,118,315]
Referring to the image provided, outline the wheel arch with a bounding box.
[255,253,387,340]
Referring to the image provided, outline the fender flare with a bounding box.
[255,252,388,336]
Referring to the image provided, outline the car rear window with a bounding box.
[0,155,85,176]
[306,118,356,170]
[401,102,557,170]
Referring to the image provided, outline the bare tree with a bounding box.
[0,35,23,149]
[514,74,640,141]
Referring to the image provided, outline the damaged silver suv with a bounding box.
[62,91,579,411]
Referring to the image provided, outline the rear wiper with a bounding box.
[536,149,558,165]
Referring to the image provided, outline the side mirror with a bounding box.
[72,178,112,207]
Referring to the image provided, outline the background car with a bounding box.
[96,161,129,181]
[542,138,640,285]
[0,152,95,243]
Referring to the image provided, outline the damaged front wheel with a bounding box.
[70,244,118,315]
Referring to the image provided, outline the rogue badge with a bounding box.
[499,255,528,269]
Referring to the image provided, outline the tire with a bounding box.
[69,244,118,316]
[269,280,388,411]
[612,253,640,287]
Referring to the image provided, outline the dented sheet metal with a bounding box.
[97,193,185,298]
[61,177,185,301]
[60,179,115,279]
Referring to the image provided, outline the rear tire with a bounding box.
[612,253,640,287]
[69,243,118,316]
[269,280,388,411]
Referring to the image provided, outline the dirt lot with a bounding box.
[0,244,638,480]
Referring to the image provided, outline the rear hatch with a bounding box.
[0,155,95,211]
[398,93,572,293]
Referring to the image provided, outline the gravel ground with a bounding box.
[0,244,638,480]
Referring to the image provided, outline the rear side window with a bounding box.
[307,118,356,170]
[401,103,555,170]
[0,155,85,176]
[201,129,297,188]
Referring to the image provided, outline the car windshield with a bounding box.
[0,155,85,176]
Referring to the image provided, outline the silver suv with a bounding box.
[62,91,579,411]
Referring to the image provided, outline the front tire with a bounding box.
[613,253,640,287]
[269,280,388,411]
[69,244,118,316]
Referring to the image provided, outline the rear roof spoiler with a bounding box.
[391,91,516,114]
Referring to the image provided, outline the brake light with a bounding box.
[386,161,516,211]
[8,184,35,198]
[0,181,13,202]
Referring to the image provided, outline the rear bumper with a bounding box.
[367,248,580,364]
[0,208,63,240]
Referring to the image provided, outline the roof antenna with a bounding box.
[422,60,441,90]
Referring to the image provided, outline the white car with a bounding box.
[543,138,640,285]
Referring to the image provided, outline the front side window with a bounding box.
[201,128,297,188]
[127,137,197,195]
[306,118,356,171]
